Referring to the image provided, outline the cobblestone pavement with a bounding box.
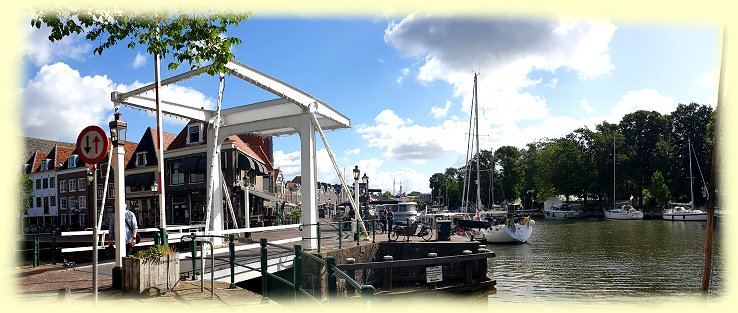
[12,264,277,308]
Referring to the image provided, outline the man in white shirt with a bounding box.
[108,206,138,256]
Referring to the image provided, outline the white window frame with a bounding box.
[68,155,78,168]
[50,177,56,189]
[41,159,49,171]
[50,195,56,207]
[135,152,148,167]
[170,162,185,185]
[108,183,114,199]
[60,180,67,192]
[61,197,67,209]
[78,178,86,191]
[186,123,202,145]
[79,195,86,209]
[69,179,76,192]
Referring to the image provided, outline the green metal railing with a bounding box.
[259,237,375,303]
[180,234,238,289]
[17,231,58,267]
[323,219,379,250]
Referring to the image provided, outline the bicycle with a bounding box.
[389,221,433,242]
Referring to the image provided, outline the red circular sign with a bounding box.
[75,125,110,164]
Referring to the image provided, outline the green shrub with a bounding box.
[131,245,177,263]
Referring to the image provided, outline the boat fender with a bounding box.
[523,217,529,225]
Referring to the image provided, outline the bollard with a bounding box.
[326,256,337,300]
[260,238,269,303]
[406,219,410,242]
[51,230,57,265]
[229,234,236,289]
[154,232,161,246]
[190,233,198,280]
[382,255,393,291]
[346,258,356,296]
[463,250,473,284]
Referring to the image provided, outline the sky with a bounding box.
[18,13,720,195]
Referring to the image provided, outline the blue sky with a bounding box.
[20,14,719,194]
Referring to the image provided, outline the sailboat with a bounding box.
[603,133,644,220]
[457,73,534,243]
[663,138,707,221]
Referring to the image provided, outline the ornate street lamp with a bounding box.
[352,166,360,240]
[108,108,127,147]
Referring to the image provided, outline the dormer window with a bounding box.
[41,159,50,171]
[135,152,148,167]
[187,123,203,145]
[68,154,79,168]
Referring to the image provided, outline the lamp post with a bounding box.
[353,166,360,241]
[108,107,127,289]
[151,181,158,242]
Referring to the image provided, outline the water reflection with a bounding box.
[483,219,722,302]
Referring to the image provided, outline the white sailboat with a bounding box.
[604,133,644,220]
[663,138,707,221]
[457,73,534,243]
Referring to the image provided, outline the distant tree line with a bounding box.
[429,103,716,214]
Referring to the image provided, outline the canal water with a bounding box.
[480,218,723,303]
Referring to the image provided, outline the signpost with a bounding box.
[76,125,109,303]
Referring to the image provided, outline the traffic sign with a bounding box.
[76,125,110,164]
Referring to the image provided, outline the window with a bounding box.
[50,177,55,188]
[50,195,56,207]
[43,178,48,189]
[36,179,41,190]
[60,180,67,192]
[79,196,86,209]
[69,179,76,192]
[190,170,205,184]
[41,159,49,171]
[36,197,41,208]
[78,178,86,191]
[79,214,86,227]
[99,164,106,178]
[108,183,114,199]
[170,162,185,185]
[97,188,103,199]
[43,197,49,214]
[135,152,148,167]
[187,124,202,144]
[68,155,78,168]
[61,197,67,209]
[69,197,77,211]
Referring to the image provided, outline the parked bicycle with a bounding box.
[389,221,433,242]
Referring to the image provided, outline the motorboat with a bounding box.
[543,203,584,219]
[604,203,644,220]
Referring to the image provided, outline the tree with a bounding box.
[18,173,33,233]
[619,110,670,208]
[31,9,250,75]
[650,170,670,211]
[494,146,522,204]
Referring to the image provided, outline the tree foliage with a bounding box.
[30,8,250,75]
[429,103,715,211]
[18,173,34,213]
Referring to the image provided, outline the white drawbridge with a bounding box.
[111,60,365,249]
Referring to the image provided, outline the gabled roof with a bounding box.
[30,151,48,173]
[54,146,74,170]
[167,120,207,150]
[125,128,175,169]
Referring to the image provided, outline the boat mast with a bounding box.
[474,73,482,211]
[613,132,616,210]
[687,137,694,210]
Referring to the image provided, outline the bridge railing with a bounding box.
[15,231,60,267]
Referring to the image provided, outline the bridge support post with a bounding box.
[382,255,393,291]
[260,238,269,303]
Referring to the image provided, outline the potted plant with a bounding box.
[122,245,180,295]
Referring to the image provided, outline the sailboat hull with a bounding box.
[476,221,534,243]
[662,211,707,221]
[603,209,644,220]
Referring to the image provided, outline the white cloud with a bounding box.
[430,100,452,118]
[132,52,147,69]
[580,99,594,114]
[23,24,91,66]
[396,67,410,84]
[126,82,216,126]
[697,68,717,89]
[344,148,360,156]
[373,15,617,162]
[611,89,676,121]
[22,62,116,140]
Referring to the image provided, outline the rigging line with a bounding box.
[690,141,709,200]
